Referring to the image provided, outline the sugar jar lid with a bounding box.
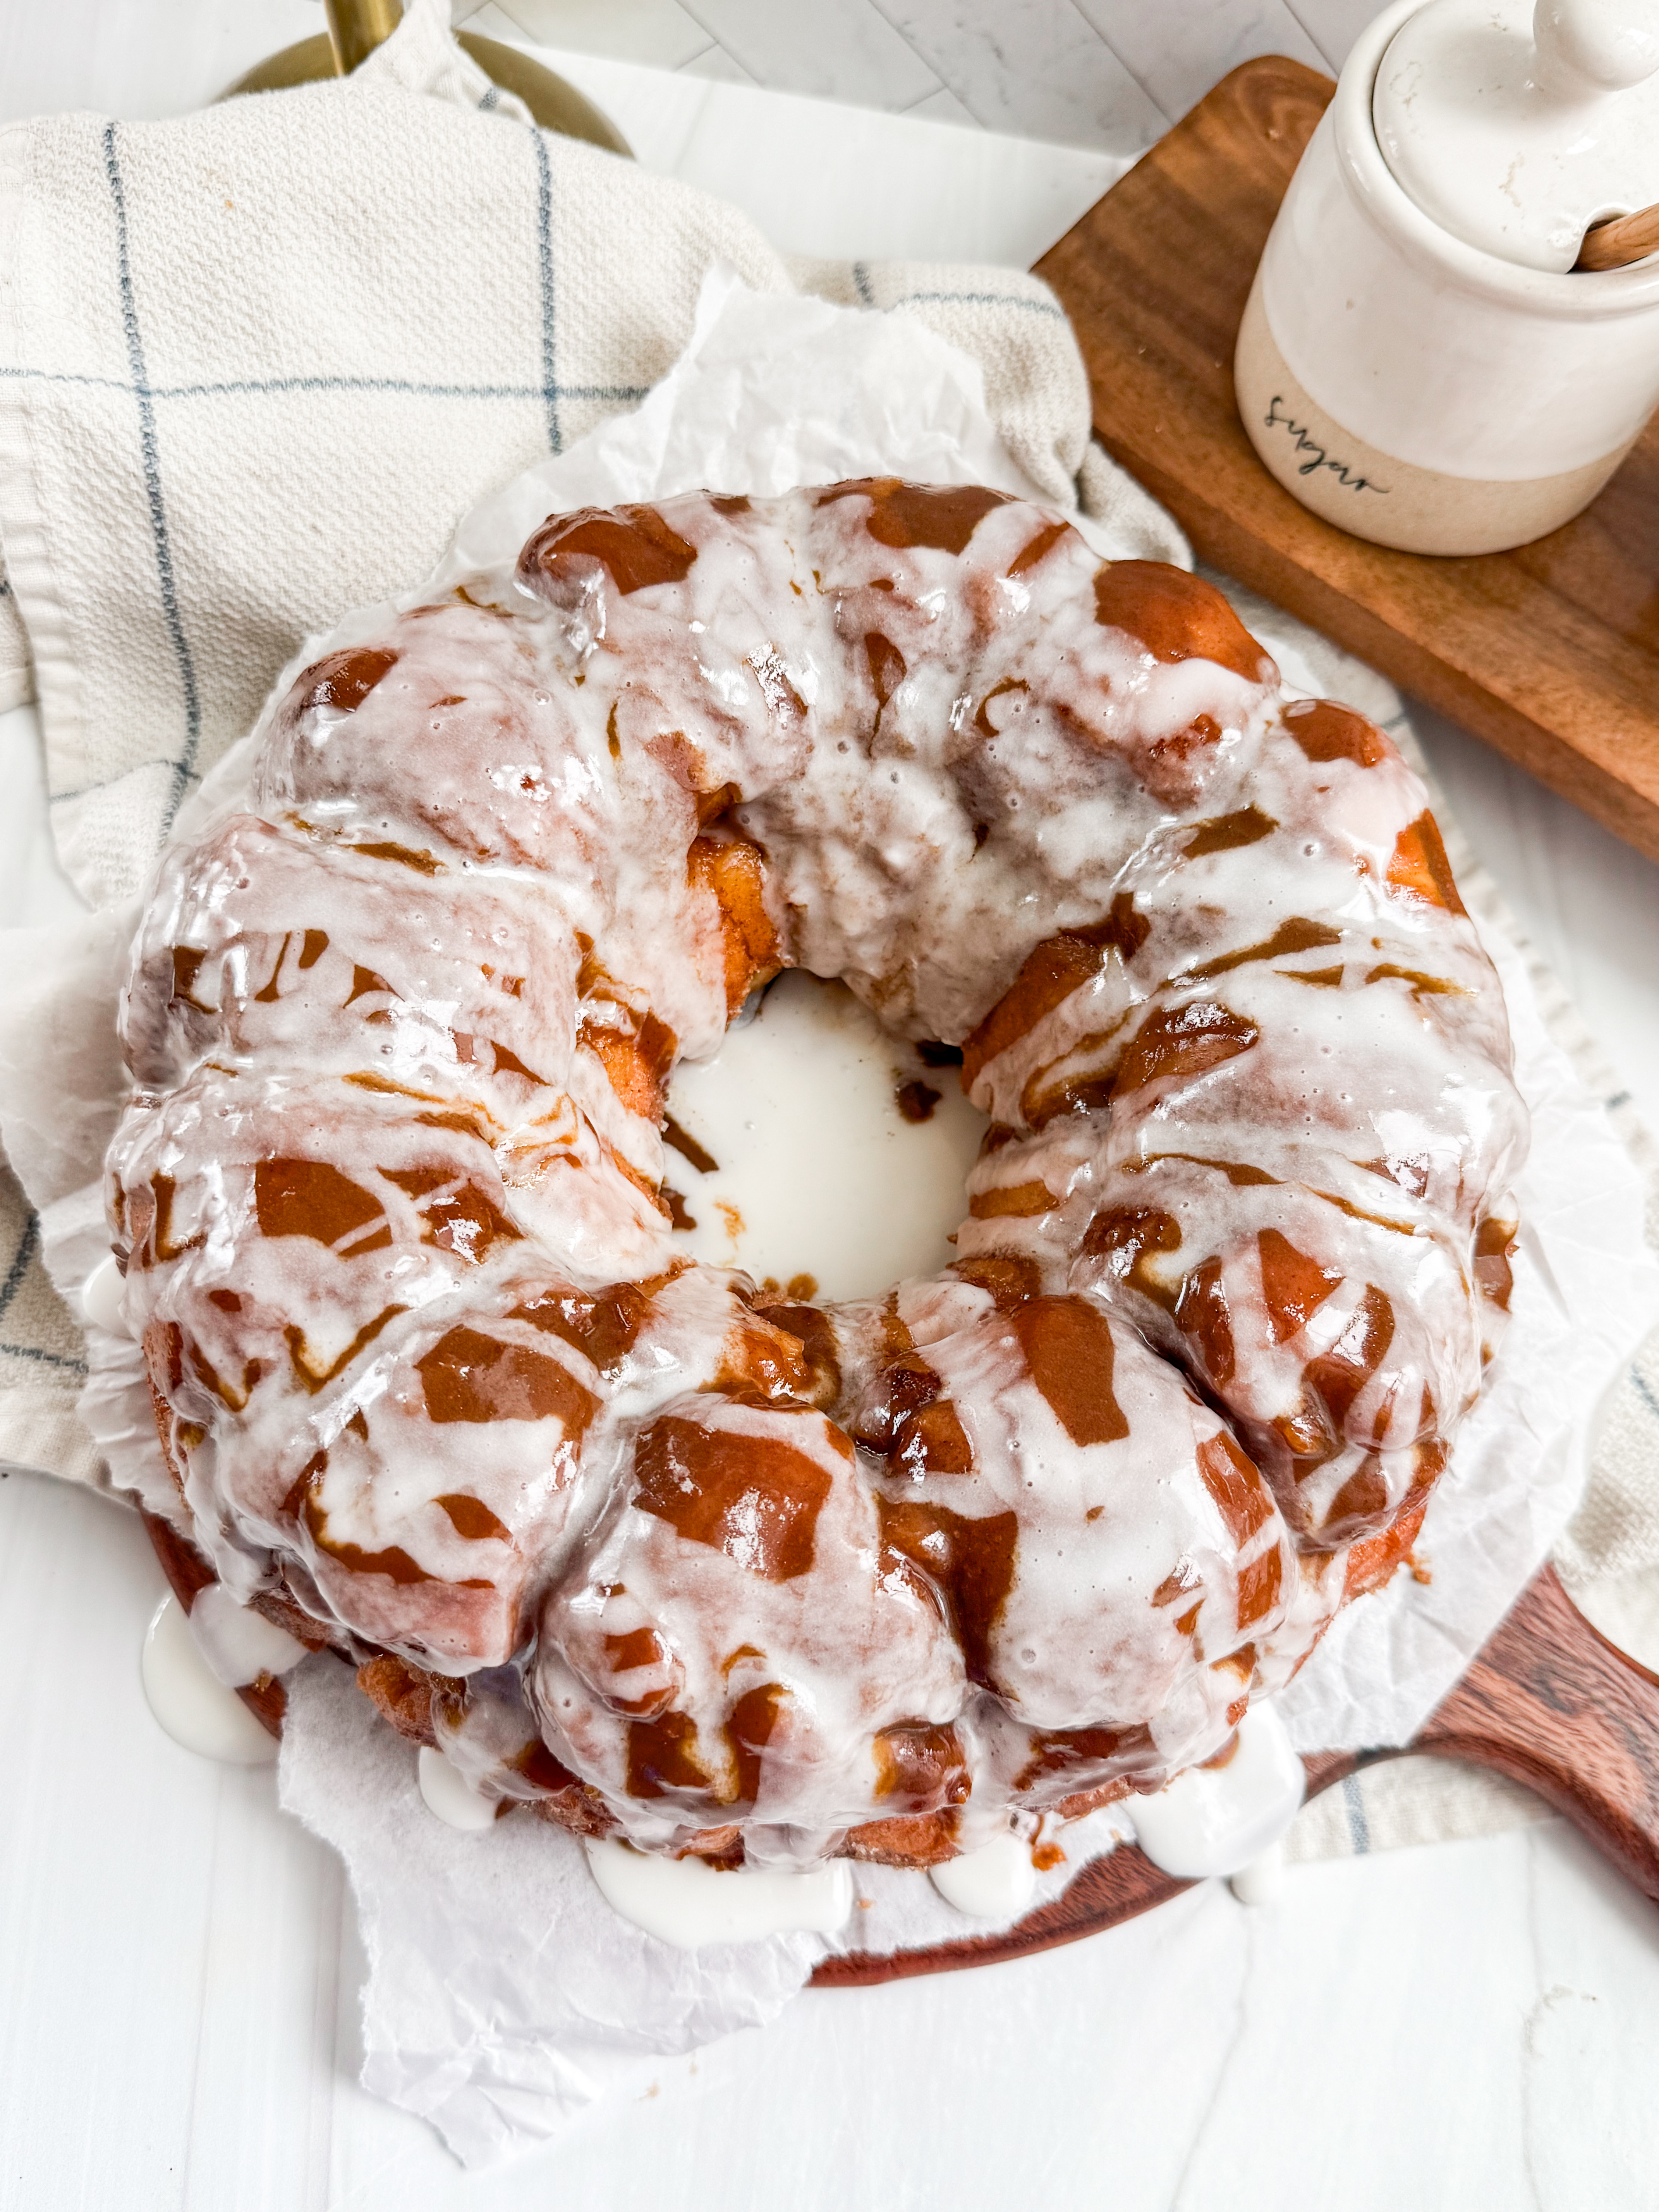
[1374,0,1659,271]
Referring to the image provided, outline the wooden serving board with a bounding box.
[1032,57,1659,867]
[144,1514,1659,1986]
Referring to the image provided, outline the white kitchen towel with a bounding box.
[0,0,1172,917]
[0,565,27,713]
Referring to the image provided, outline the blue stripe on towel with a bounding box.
[101,121,201,827]
[0,366,649,405]
[0,1343,89,1374]
[48,756,203,805]
[893,289,1066,319]
[1341,1773,1371,1855]
[0,1210,39,1322]
[0,1213,89,1375]
[531,128,559,454]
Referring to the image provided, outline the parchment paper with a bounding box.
[4,269,1656,2166]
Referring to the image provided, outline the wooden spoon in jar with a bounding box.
[1575,201,1659,270]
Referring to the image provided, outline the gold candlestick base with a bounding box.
[222,9,631,158]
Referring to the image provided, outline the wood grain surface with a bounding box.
[1033,57,1659,865]
[1415,1562,1659,1901]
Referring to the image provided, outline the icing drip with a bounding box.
[583,1837,854,1948]
[418,1746,499,1832]
[81,1253,129,1337]
[1229,1842,1287,1906]
[927,1830,1037,1920]
[141,1595,278,1766]
[1126,1700,1305,1879]
[187,1580,309,1688]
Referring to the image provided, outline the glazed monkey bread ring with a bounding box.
[111,480,1527,1869]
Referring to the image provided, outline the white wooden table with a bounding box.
[4,11,1659,2208]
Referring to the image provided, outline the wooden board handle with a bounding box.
[1408,1563,1659,1901]
[815,1567,1659,1984]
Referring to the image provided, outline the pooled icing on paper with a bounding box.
[141,1594,280,1766]
[106,482,1525,1870]
[583,1834,855,1949]
[80,1251,128,1337]
[1125,1698,1305,1880]
[417,1745,499,1832]
[186,1578,310,1689]
[927,1829,1037,1920]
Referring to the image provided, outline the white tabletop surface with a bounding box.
[3,9,1659,2209]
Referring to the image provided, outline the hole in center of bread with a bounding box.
[663,973,987,1304]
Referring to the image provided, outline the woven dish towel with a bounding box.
[0,0,1173,908]
[0,0,1653,1875]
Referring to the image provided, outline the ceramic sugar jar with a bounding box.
[1236,0,1659,554]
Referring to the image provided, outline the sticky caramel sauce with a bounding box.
[632,1414,833,1582]
[1010,1296,1129,1449]
[876,1496,1018,1689]
[871,1721,970,1809]
[960,895,1148,1086]
[1257,1228,1343,1346]
[1281,697,1388,768]
[895,1079,941,1124]
[1111,1002,1260,1100]
[1185,916,1341,982]
[816,477,1010,555]
[967,1181,1054,1219]
[416,1326,599,1432]
[1301,1285,1396,1431]
[510,1279,656,1370]
[1092,562,1270,682]
[1182,805,1278,859]
[519,504,699,596]
[254,1158,391,1255]
[1386,813,1466,915]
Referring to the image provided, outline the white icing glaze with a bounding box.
[1127,1700,1304,1879]
[186,1580,309,1688]
[417,1745,499,1832]
[81,1253,129,1337]
[140,1594,278,1765]
[927,1829,1037,1919]
[582,1835,853,1949]
[1228,1838,1286,1906]
[664,970,985,1301]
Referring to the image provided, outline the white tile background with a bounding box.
[459,0,1387,149]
